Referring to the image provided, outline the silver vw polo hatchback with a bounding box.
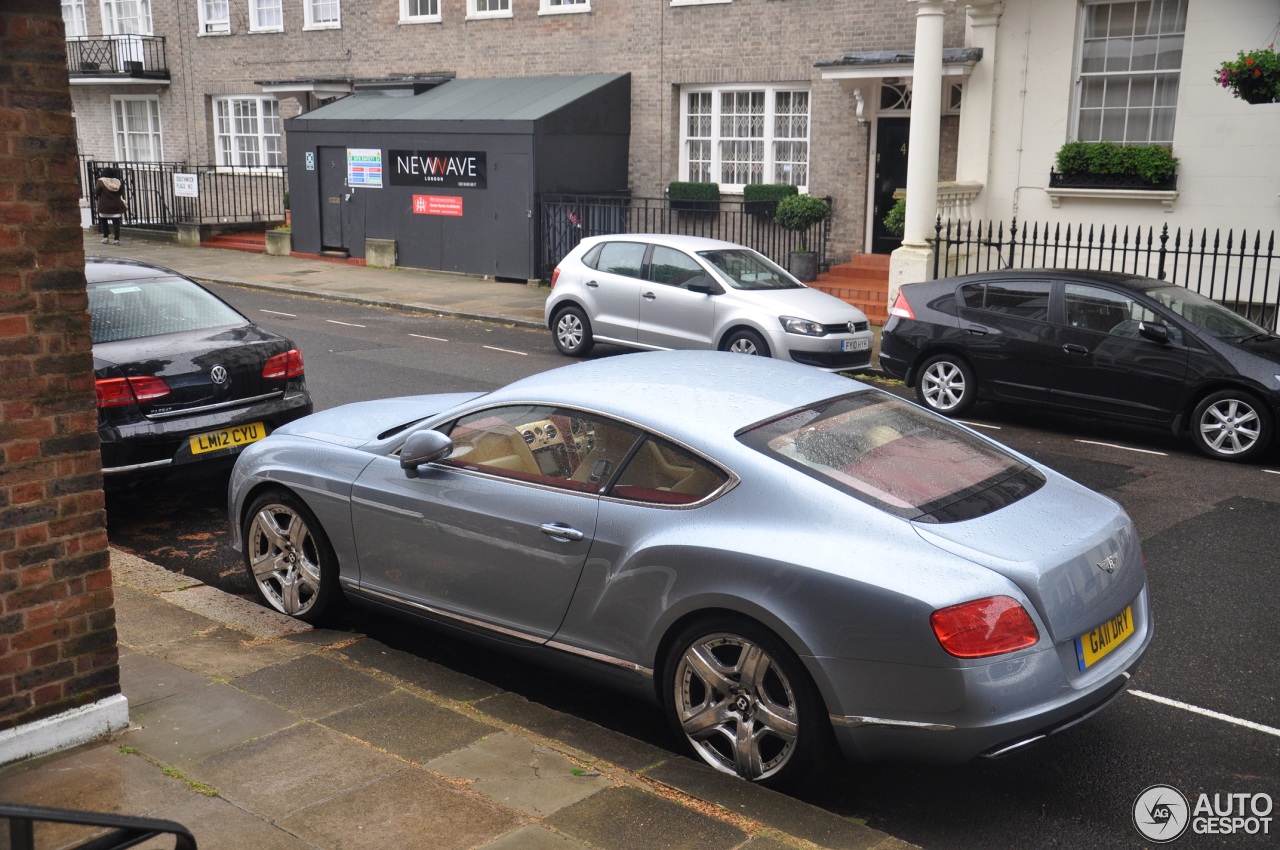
[545,234,875,371]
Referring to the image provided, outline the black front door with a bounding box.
[872,117,910,255]
[318,146,347,252]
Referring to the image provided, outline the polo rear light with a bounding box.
[551,266,562,289]
[95,376,171,409]
[931,596,1040,659]
[262,349,304,379]
[889,291,916,320]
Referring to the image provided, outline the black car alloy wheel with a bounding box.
[917,353,977,416]
[1191,390,1272,462]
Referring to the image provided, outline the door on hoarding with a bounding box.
[319,147,347,253]
[871,117,909,255]
[492,153,531,279]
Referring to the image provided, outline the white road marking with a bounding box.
[957,420,1001,430]
[1075,439,1167,456]
[409,333,449,342]
[483,345,528,356]
[1129,690,1280,738]
[1265,469,1280,476]
[259,309,296,317]
[326,319,366,328]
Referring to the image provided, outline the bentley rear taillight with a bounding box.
[95,376,171,409]
[262,349,304,379]
[931,596,1039,658]
[889,291,916,320]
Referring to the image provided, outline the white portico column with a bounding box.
[889,0,951,304]
[955,2,1004,215]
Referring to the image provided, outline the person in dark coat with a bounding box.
[94,167,127,244]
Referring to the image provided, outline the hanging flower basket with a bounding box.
[1214,45,1280,105]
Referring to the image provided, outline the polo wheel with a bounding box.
[552,306,595,357]
[723,329,770,358]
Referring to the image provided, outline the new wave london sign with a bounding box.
[390,151,487,190]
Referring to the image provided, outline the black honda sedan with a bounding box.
[89,258,313,479]
[879,269,1280,462]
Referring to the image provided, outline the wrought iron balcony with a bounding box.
[66,35,169,83]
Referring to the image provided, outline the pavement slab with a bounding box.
[425,730,614,817]
[643,759,891,850]
[319,689,498,764]
[113,586,223,649]
[142,625,314,679]
[277,768,523,850]
[331,636,503,702]
[185,723,405,822]
[144,794,317,850]
[233,653,397,719]
[475,691,675,773]
[545,785,748,850]
[124,682,298,766]
[479,824,595,850]
[118,650,211,709]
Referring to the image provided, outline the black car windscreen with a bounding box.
[88,277,247,344]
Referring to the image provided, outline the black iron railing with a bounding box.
[932,217,1280,331]
[82,158,286,229]
[65,35,169,80]
[537,193,831,282]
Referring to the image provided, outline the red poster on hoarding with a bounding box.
[412,194,464,216]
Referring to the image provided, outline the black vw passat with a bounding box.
[89,258,313,480]
[879,269,1280,462]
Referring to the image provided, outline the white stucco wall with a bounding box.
[979,0,1279,236]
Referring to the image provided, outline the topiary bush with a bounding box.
[775,194,830,253]
[883,197,905,237]
[742,183,799,203]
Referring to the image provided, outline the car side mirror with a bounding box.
[400,429,453,478]
[686,274,719,295]
[1138,321,1170,345]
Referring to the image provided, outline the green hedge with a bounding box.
[883,197,905,237]
[667,181,721,202]
[742,183,799,203]
[1054,142,1179,185]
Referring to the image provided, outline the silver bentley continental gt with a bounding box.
[227,350,1152,786]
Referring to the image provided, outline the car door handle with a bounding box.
[585,280,599,288]
[643,291,656,300]
[964,325,988,336]
[1062,343,1089,355]
[540,523,585,542]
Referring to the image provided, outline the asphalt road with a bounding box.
[106,284,1280,850]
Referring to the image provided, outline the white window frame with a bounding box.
[539,0,590,15]
[1071,0,1186,146]
[62,0,88,38]
[670,0,733,7]
[400,0,441,23]
[214,95,283,169]
[250,0,284,32]
[678,83,812,193]
[111,95,163,162]
[467,0,512,21]
[198,0,230,35]
[100,0,154,35]
[303,0,341,31]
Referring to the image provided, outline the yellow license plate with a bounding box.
[1075,605,1134,670]
[189,422,266,455]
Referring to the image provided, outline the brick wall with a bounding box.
[0,1,119,733]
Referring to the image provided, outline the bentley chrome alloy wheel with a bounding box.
[244,493,332,621]
[673,631,800,782]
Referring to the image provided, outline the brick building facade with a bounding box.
[65,0,964,262]
[1,0,126,760]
